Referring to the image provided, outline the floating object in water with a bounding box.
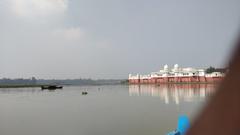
[41,85,63,90]
[82,91,88,95]
[167,115,190,135]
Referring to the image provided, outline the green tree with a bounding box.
[206,66,216,73]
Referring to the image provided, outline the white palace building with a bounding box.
[129,64,225,84]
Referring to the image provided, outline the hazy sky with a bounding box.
[0,0,240,79]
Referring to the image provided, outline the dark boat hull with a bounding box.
[41,85,63,90]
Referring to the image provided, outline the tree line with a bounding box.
[0,78,124,85]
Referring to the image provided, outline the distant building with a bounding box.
[129,64,225,84]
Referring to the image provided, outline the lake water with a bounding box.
[0,84,216,135]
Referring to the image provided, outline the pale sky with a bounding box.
[0,0,240,79]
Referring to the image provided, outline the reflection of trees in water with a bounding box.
[129,84,217,104]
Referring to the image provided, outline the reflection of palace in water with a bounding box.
[129,84,217,104]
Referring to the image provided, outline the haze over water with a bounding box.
[0,84,216,135]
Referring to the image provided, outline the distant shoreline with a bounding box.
[0,85,43,88]
[0,83,127,88]
[0,78,126,88]
[0,82,221,88]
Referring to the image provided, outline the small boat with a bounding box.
[167,115,190,135]
[41,85,63,90]
[82,91,88,95]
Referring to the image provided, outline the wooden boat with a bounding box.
[41,85,63,90]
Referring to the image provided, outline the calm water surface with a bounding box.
[0,84,216,135]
